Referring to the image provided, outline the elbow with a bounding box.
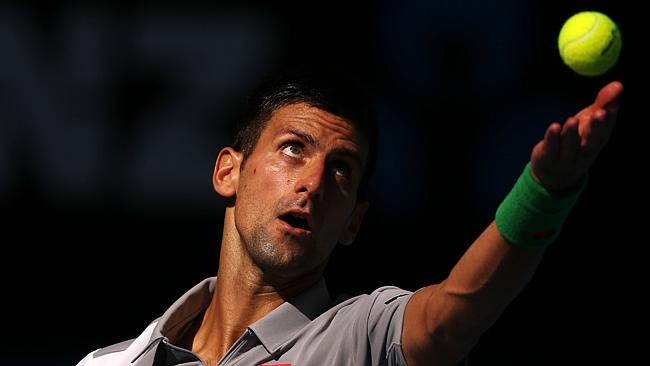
[427,321,481,362]
[421,288,489,360]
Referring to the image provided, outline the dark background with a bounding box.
[1,0,644,364]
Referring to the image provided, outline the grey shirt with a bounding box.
[77,277,413,366]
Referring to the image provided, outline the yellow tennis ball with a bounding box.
[558,11,622,76]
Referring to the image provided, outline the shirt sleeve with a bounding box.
[76,351,96,366]
[366,286,413,366]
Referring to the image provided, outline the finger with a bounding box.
[560,117,580,160]
[594,105,619,142]
[594,81,624,109]
[606,101,620,113]
[605,101,619,125]
[594,109,607,120]
[605,106,618,131]
[542,122,562,160]
[574,81,623,121]
[600,106,618,144]
[581,109,608,153]
[579,108,607,139]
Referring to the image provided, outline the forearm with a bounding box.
[433,220,546,338]
[403,221,546,365]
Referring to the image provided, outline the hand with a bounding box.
[530,81,624,191]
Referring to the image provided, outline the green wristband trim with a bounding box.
[495,162,588,248]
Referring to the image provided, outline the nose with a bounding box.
[295,158,326,201]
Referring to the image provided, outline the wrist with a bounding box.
[530,163,588,192]
[495,162,588,247]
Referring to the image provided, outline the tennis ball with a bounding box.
[558,11,622,76]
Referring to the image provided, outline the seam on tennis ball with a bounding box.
[560,12,600,54]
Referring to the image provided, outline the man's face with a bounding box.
[233,102,368,278]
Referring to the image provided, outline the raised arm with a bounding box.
[401,81,624,366]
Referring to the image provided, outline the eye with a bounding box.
[333,161,351,178]
[281,143,303,158]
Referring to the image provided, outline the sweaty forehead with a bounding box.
[265,103,367,152]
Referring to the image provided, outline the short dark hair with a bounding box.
[233,67,378,201]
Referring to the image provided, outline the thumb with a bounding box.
[594,81,624,109]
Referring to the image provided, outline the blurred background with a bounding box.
[1,0,644,364]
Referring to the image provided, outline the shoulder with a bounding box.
[364,286,413,325]
[76,320,160,366]
[335,286,413,309]
[325,286,413,328]
[76,339,134,366]
[328,286,414,364]
[369,286,413,305]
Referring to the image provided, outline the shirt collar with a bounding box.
[248,278,332,354]
[150,277,215,344]
[147,276,332,355]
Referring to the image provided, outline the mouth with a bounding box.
[278,210,313,236]
[279,213,311,231]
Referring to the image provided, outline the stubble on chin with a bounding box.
[247,223,304,274]
[240,195,316,277]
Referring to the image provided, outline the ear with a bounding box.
[213,147,243,198]
[338,201,369,246]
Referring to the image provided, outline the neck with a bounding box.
[190,211,324,365]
